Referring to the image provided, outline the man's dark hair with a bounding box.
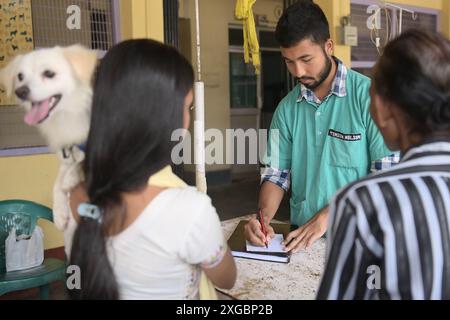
[275,0,330,48]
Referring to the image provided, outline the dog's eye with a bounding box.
[18,73,24,81]
[43,70,56,79]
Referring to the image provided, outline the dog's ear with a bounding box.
[62,45,98,86]
[0,55,22,97]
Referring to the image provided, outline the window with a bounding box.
[229,28,244,47]
[229,52,257,108]
[228,26,287,111]
[350,1,439,77]
[0,0,119,154]
[229,28,257,109]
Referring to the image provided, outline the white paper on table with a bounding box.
[246,234,285,253]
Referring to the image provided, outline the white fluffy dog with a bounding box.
[0,45,98,232]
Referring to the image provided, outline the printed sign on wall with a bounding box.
[0,0,34,105]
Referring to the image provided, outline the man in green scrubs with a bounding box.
[245,0,396,253]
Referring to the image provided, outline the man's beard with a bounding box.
[298,53,333,90]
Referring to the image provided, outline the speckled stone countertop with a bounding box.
[220,215,326,300]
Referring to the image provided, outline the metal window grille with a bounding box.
[31,0,116,51]
[164,0,179,48]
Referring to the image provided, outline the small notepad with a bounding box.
[228,221,291,263]
[246,234,285,253]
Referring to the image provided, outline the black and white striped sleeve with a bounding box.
[317,195,359,299]
[317,186,383,300]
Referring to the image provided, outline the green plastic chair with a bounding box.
[0,200,66,299]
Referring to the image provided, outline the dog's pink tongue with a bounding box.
[24,99,51,125]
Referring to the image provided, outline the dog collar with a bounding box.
[76,143,86,153]
[61,143,86,159]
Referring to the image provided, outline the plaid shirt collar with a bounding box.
[297,56,347,104]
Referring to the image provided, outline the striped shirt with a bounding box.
[317,138,450,300]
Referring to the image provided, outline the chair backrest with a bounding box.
[0,200,53,273]
[0,200,53,236]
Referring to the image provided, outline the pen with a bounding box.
[257,209,269,248]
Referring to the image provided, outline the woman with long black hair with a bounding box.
[68,39,236,299]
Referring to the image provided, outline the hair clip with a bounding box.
[77,202,102,221]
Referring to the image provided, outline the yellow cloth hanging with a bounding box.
[148,166,218,300]
[235,0,261,74]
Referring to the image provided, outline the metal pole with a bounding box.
[194,0,207,193]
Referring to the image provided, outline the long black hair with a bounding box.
[69,39,194,299]
[373,29,450,136]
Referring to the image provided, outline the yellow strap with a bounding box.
[148,166,187,188]
[199,272,219,300]
[235,0,260,74]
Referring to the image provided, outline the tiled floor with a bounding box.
[1,175,291,300]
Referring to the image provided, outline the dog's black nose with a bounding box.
[15,86,30,100]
